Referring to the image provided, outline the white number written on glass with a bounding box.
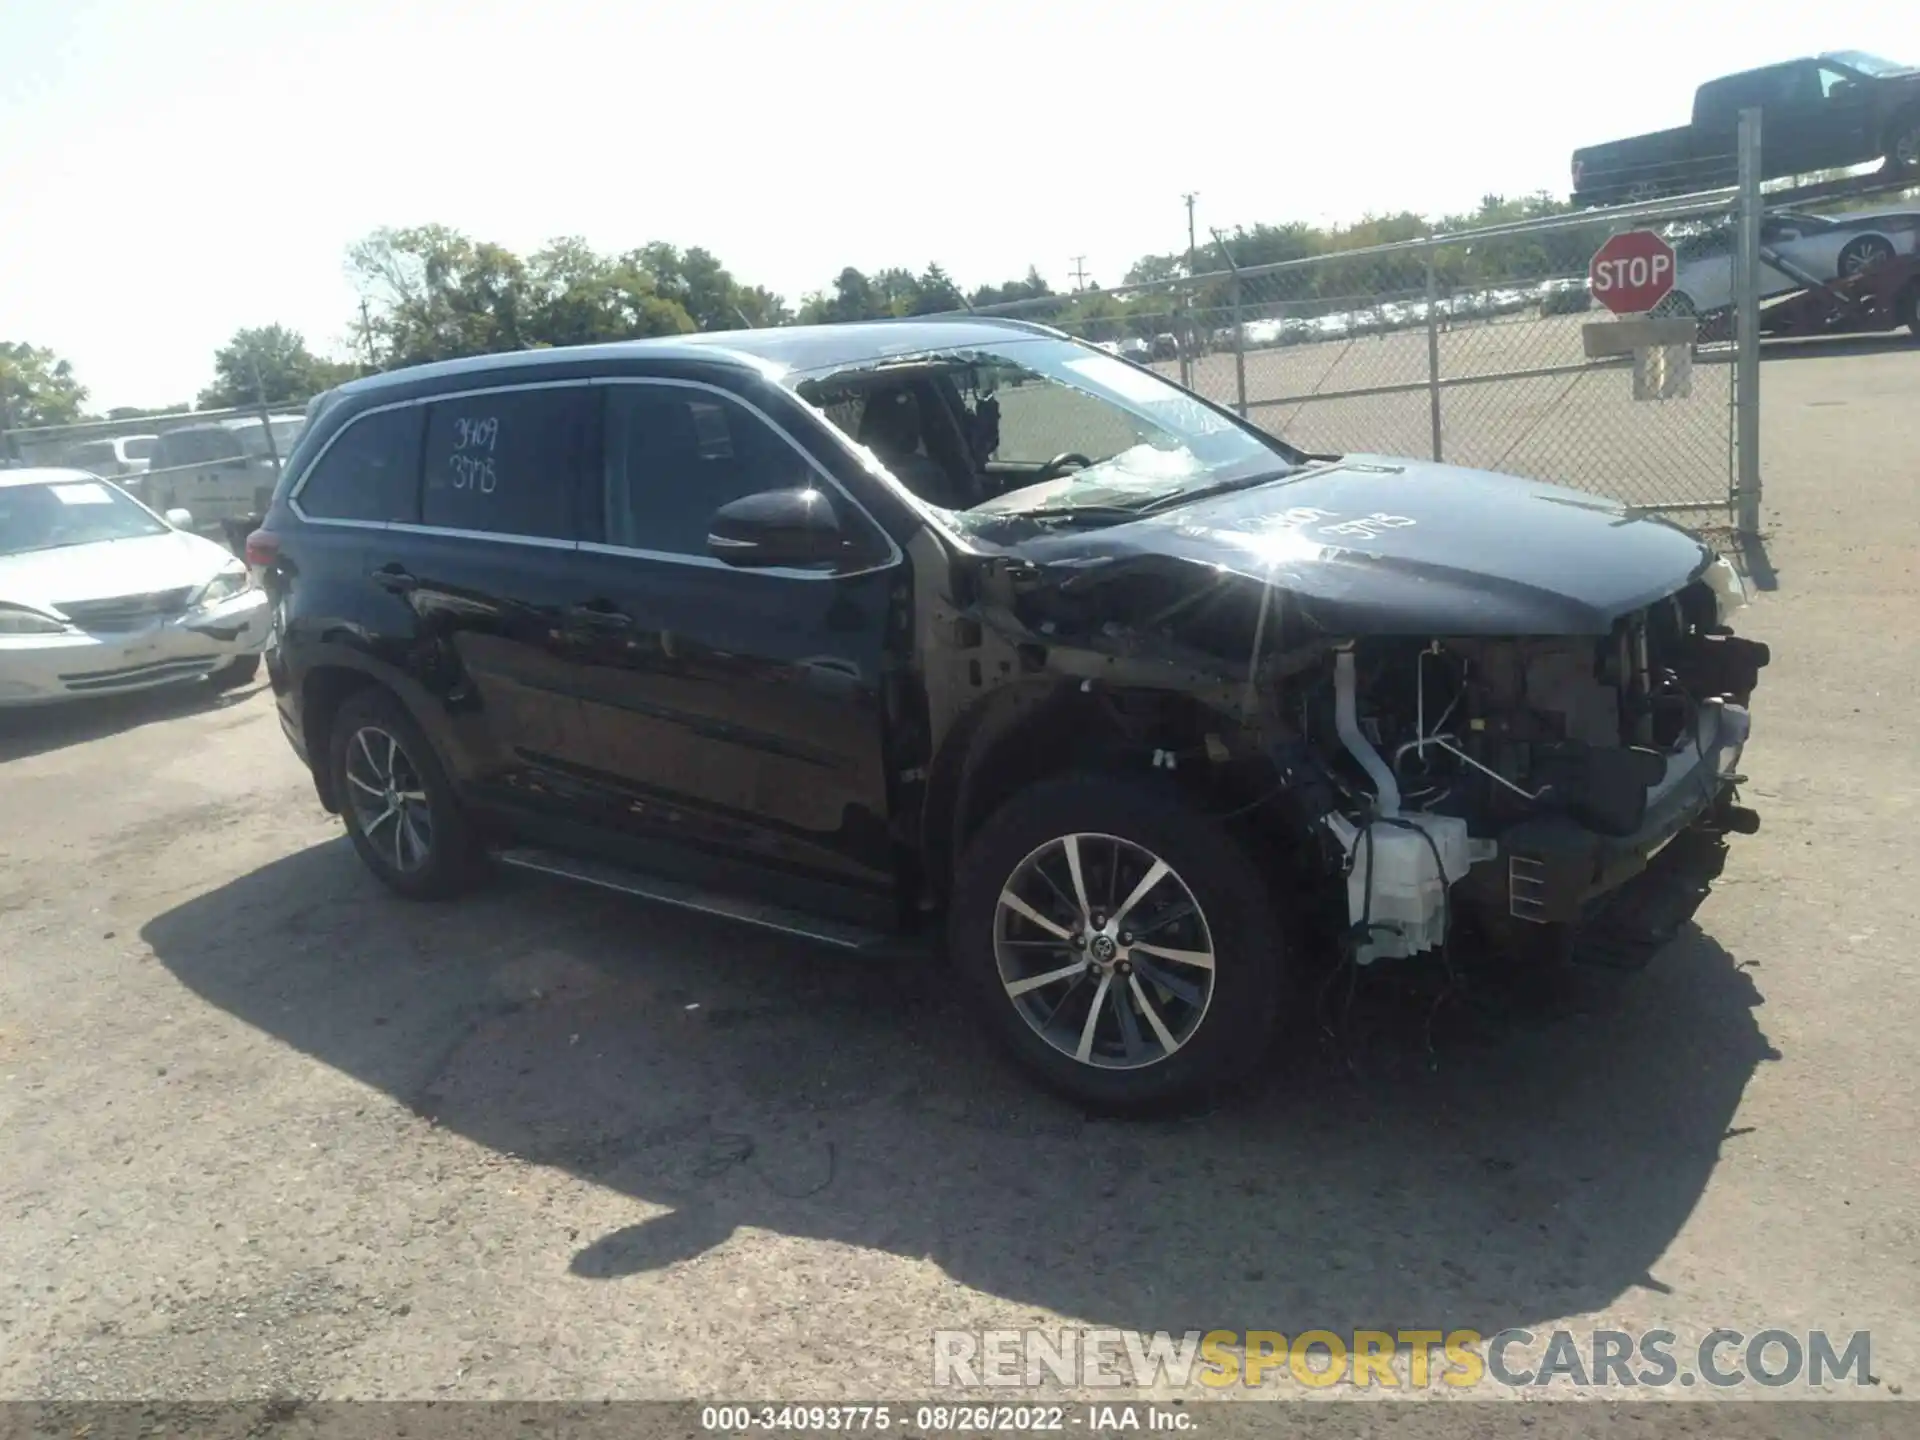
[453,416,498,453]
[449,453,496,493]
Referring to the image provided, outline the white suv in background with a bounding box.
[59,434,158,482]
[142,415,306,548]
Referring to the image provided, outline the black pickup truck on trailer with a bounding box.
[1571,51,1920,207]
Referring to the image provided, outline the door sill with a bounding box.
[494,846,918,956]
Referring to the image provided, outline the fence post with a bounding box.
[250,357,282,479]
[1210,230,1249,417]
[1230,271,1248,416]
[1734,108,1763,537]
[1177,287,1193,390]
[1424,245,1444,462]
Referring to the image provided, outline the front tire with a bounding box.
[328,688,480,900]
[207,653,262,691]
[948,775,1285,1111]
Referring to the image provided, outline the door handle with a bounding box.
[370,565,418,594]
[566,600,634,629]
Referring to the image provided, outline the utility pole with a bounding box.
[1182,193,1199,280]
[358,296,379,372]
[1069,255,1089,291]
[249,354,282,479]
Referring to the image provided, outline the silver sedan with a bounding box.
[0,469,270,708]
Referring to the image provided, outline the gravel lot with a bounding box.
[2,341,1916,1412]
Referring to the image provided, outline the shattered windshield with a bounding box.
[789,337,1299,526]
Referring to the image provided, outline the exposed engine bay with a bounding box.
[1292,570,1768,964]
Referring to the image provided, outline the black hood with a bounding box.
[993,456,1717,637]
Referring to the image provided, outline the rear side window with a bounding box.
[295,405,423,523]
[602,385,813,556]
[422,387,594,541]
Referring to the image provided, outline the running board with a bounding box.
[493,846,901,954]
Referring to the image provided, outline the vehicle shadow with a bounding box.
[142,838,1777,1340]
[0,677,266,764]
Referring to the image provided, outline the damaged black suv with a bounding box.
[255,317,1766,1109]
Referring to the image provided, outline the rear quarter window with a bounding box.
[293,405,424,523]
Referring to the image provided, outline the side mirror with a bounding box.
[707,488,857,569]
[164,507,194,530]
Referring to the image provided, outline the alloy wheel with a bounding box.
[343,725,435,874]
[1840,241,1894,279]
[992,832,1216,1071]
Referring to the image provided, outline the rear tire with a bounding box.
[947,774,1285,1111]
[1838,235,1896,280]
[1888,113,1920,174]
[328,688,480,900]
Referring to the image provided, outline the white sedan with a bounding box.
[1659,208,1920,316]
[0,468,270,708]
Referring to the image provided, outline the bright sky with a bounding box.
[1,0,1910,411]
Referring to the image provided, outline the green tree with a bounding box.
[1124,254,1187,287]
[199,325,356,409]
[970,266,1053,308]
[870,268,922,316]
[798,267,882,325]
[525,238,695,347]
[0,341,88,433]
[345,228,794,365]
[636,243,790,331]
[907,264,964,315]
[349,225,539,367]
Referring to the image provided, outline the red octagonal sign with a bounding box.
[1589,229,1677,314]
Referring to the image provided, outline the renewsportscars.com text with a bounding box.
[931,1327,1873,1391]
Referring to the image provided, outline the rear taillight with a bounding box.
[244,528,281,568]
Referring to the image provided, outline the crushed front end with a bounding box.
[1292,559,1767,967]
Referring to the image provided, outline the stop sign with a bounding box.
[1589,229,1677,314]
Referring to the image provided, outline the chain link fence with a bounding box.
[967,192,1753,520]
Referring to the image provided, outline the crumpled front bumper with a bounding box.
[0,590,270,708]
[1458,701,1753,928]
